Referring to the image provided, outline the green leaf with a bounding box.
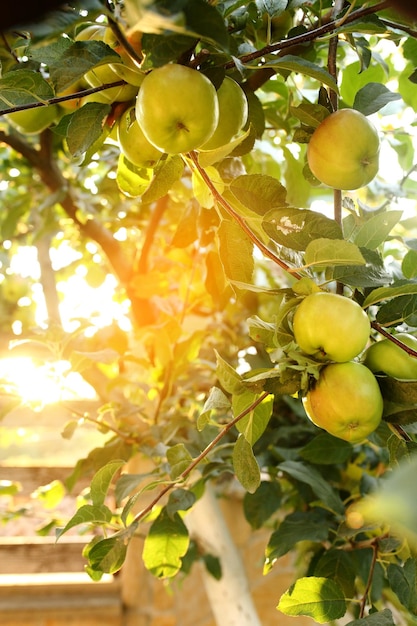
[229,174,288,214]
[279,460,344,514]
[166,443,193,480]
[265,510,330,567]
[217,218,254,284]
[66,102,110,158]
[277,576,346,623]
[290,102,329,129]
[90,459,125,507]
[198,386,231,430]
[56,503,113,539]
[234,392,273,445]
[116,154,154,197]
[315,549,356,597]
[215,351,246,395]
[166,489,196,518]
[353,82,401,115]
[376,294,417,327]
[263,208,343,252]
[142,155,184,203]
[0,480,21,496]
[243,481,282,529]
[363,283,417,308]
[304,238,365,270]
[402,249,417,279]
[261,55,339,93]
[182,0,230,50]
[142,508,189,578]
[352,211,402,250]
[345,608,395,625]
[340,60,386,107]
[387,559,417,612]
[332,247,392,288]
[378,376,417,407]
[87,529,133,575]
[299,433,352,465]
[232,434,261,493]
[0,70,54,110]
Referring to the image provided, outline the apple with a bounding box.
[117,106,163,168]
[307,109,380,190]
[293,291,370,362]
[363,333,417,379]
[135,64,219,154]
[6,104,59,134]
[201,76,248,150]
[303,362,383,443]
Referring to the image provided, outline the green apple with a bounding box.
[6,104,59,134]
[363,333,417,379]
[307,109,380,190]
[303,362,383,443]
[201,76,248,150]
[293,291,370,362]
[117,106,163,168]
[135,64,219,154]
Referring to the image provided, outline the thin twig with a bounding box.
[371,321,417,358]
[359,538,379,618]
[132,391,270,524]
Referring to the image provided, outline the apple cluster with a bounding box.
[6,22,249,160]
[292,292,383,444]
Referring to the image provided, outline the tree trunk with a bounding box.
[186,483,262,626]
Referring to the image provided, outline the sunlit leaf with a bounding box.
[56,503,113,539]
[234,392,273,445]
[229,173,288,214]
[363,283,417,308]
[352,211,402,250]
[218,218,254,284]
[90,459,125,507]
[167,443,193,479]
[263,209,343,251]
[232,434,261,493]
[87,528,133,575]
[304,238,365,270]
[143,508,189,578]
[277,576,346,623]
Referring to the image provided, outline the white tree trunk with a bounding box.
[186,483,262,626]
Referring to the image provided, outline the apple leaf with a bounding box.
[352,211,402,250]
[364,283,417,308]
[234,392,273,445]
[243,481,282,530]
[345,609,396,625]
[116,154,154,198]
[142,155,184,203]
[303,238,365,270]
[290,102,329,129]
[265,510,331,566]
[232,434,261,493]
[56,503,113,539]
[402,249,417,279]
[86,528,133,575]
[263,209,343,251]
[353,82,401,116]
[143,508,189,578]
[376,294,417,327]
[218,218,254,284]
[66,102,110,157]
[198,386,231,430]
[277,576,346,623]
[258,0,287,18]
[378,376,417,407]
[332,247,392,288]
[300,433,353,465]
[89,459,125,507]
[0,70,54,110]
[279,460,344,514]
[166,443,193,480]
[229,174,288,214]
[261,55,339,93]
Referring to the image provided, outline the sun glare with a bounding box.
[0,357,97,407]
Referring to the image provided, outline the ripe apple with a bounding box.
[363,333,417,379]
[293,291,370,362]
[201,76,248,150]
[303,362,383,443]
[117,106,163,168]
[135,64,219,154]
[307,109,380,190]
[6,104,59,134]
